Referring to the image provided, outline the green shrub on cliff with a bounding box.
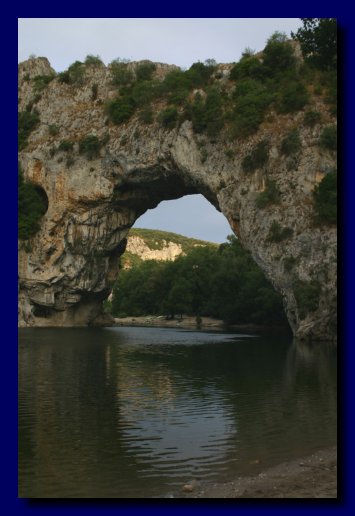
[18,110,40,150]
[293,279,321,319]
[135,62,156,81]
[256,179,280,208]
[281,129,301,156]
[267,221,293,242]
[158,106,178,129]
[32,74,55,93]
[110,59,134,86]
[79,135,102,160]
[18,164,48,240]
[242,139,270,172]
[313,170,337,224]
[84,54,104,67]
[319,125,337,151]
[58,61,85,85]
[106,96,136,124]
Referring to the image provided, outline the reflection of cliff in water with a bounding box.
[18,328,337,497]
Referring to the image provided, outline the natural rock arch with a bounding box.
[18,58,337,341]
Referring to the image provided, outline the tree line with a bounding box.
[108,235,289,328]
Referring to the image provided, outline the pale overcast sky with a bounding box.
[18,18,302,243]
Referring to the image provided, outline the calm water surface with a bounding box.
[18,327,337,498]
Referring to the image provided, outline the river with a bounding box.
[18,326,337,498]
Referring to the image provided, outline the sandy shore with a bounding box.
[174,447,337,499]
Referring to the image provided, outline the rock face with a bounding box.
[125,235,184,264]
[18,57,337,340]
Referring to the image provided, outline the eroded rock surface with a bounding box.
[18,57,337,340]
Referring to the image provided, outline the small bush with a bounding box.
[18,110,40,150]
[158,106,178,129]
[294,279,321,319]
[242,139,269,172]
[185,61,215,88]
[48,124,59,136]
[229,56,263,81]
[135,62,156,82]
[283,255,298,272]
[58,140,74,152]
[66,157,75,168]
[277,80,309,113]
[313,170,337,224]
[58,61,85,85]
[304,110,321,127]
[224,149,235,159]
[79,135,101,160]
[262,33,296,75]
[32,74,55,93]
[139,107,153,124]
[91,83,98,101]
[110,59,134,86]
[267,221,293,242]
[106,97,135,124]
[232,80,274,137]
[84,54,103,67]
[281,129,301,156]
[319,125,337,151]
[130,80,158,107]
[256,179,280,208]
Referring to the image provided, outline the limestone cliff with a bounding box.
[18,55,337,340]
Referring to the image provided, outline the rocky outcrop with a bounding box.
[18,56,337,340]
[125,236,184,264]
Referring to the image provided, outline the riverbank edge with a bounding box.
[174,446,337,499]
[113,315,290,335]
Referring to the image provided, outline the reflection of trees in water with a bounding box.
[229,339,337,471]
[18,329,337,496]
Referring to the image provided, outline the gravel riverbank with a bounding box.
[175,447,337,499]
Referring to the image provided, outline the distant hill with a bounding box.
[123,228,218,268]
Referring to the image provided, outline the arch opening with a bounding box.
[106,194,290,333]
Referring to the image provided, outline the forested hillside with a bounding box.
[109,234,288,327]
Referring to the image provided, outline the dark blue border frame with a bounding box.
[4,6,354,515]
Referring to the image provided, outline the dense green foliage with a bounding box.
[18,110,40,150]
[110,59,134,86]
[110,234,287,326]
[293,279,321,319]
[103,27,335,138]
[313,170,337,224]
[319,125,337,151]
[135,62,156,81]
[105,96,136,124]
[276,80,309,113]
[84,54,104,67]
[58,61,86,85]
[32,74,55,93]
[292,18,337,70]
[262,32,296,74]
[158,106,178,129]
[18,164,48,240]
